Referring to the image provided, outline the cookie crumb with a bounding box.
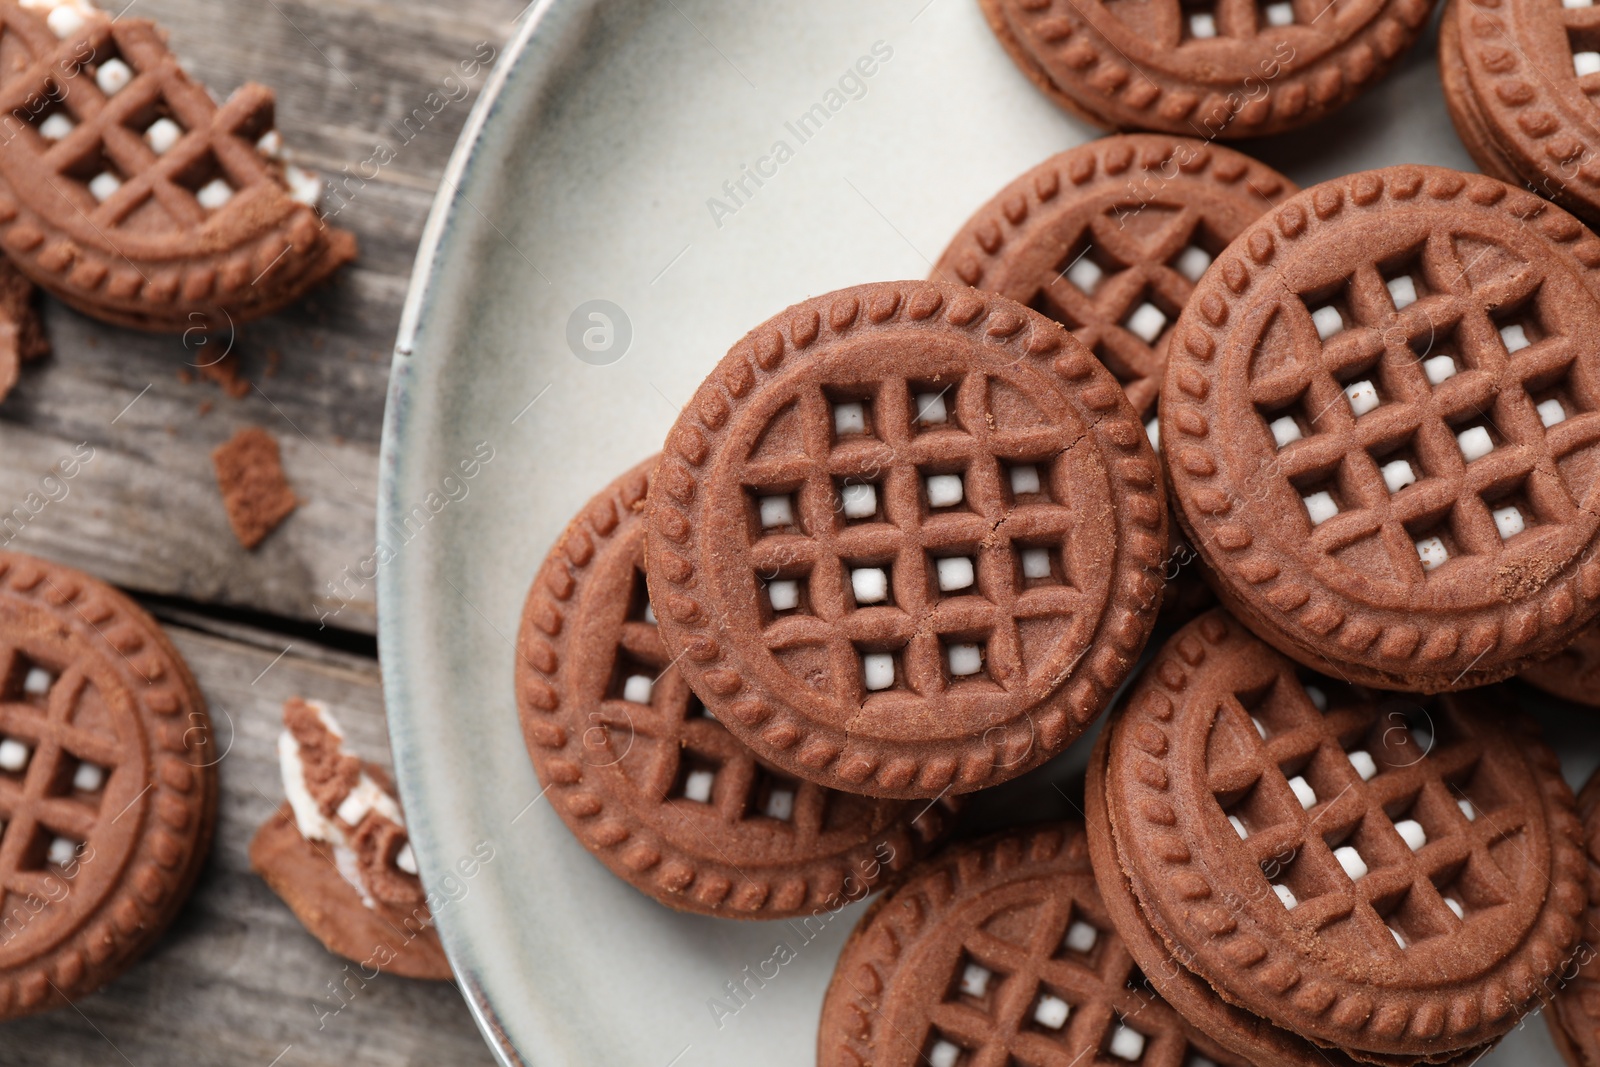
[1494,556,1563,601]
[213,428,297,549]
[198,350,250,398]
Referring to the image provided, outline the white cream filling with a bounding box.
[277,701,414,911]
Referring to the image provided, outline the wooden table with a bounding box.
[0,0,519,1061]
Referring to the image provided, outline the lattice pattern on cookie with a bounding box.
[0,12,281,239]
[918,898,1208,1067]
[596,561,849,839]
[1206,669,1527,957]
[741,373,1086,707]
[1174,0,1304,40]
[0,645,118,901]
[1028,205,1215,418]
[1246,230,1600,584]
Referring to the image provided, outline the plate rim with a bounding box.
[376,2,563,1063]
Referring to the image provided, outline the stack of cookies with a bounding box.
[507,7,1600,1065]
[514,147,1600,1063]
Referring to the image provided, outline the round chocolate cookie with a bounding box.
[978,0,1436,139]
[0,550,217,1018]
[645,281,1168,799]
[516,457,953,919]
[1546,768,1600,1067]
[1522,625,1600,706]
[818,823,1250,1067]
[1089,609,1585,1065]
[934,135,1297,427]
[0,0,355,331]
[1439,0,1600,230]
[1163,165,1600,692]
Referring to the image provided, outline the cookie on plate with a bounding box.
[0,0,355,331]
[933,136,1294,623]
[0,550,217,1018]
[978,0,1436,139]
[250,697,450,980]
[934,135,1296,430]
[645,281,1168,799]
[516,457,955,919]
[1439,0,1600,230]
[1164,165,1600,692]
[1088,609,1585,1067]
[818,822,1251,1067]
[1546,768,1600,1067]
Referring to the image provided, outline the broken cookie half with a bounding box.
[250,698,451,981]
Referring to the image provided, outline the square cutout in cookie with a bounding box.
[1491,297,1546,355]
[762,572,810,619]
[1171,242,1214,283]
[856,645,908,694]
[0,735,32,776]
[1261,0,1296,25]
[931,554,977,596]
[847,563,894,608]
[923,1032,970,1067]
[948,952,1008,1013]
[826,386,878,441]
[1062,916,1100,956]
[1030,990,1072,1031]
[910,380,959,430]
[943,639,987,681]
[747,766,800,822]
[670,752,721,805]
[1103,1018,1149,1062]
[610,652,659,707]
[835,478,882,523]
[748,486,802,535]
[1123,298,1170,344]
[1014,540,1066,588]
[920,467,969,513]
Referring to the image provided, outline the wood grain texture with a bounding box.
[0,0,525,636]
[0,622,497,1067]
[0,0,526,1061]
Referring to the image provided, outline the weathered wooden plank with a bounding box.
[0,0,525,635]
[0,621,496,1067]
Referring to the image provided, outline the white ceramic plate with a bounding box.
[378,2,1600,1063]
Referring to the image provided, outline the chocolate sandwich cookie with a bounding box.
[818,823,1250,1067]
[645,281,1168,799]
[0,549,216,1019]
[934,136,1296,428]
[1439,0,1600,229]
[1163,165,1600,692]
[932,136,1292,623]
[250,698,450,980]
[517,457,954,919]
[1546,768,1600,1067]
[0,0,355,332]
[978,0,1436,140]
[1522,626,1600,706]
[1088,609,1585,1066]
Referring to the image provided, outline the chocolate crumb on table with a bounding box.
[213,427,298,549]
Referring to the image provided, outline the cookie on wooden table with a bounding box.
[0,0,355,331]
[516,457,955,919]
[250,697,450,980]
[1088,609,1585,1067]
[979,0,1436,139]
[818,823,1251,1067]
[0,549,216,1019]
[645,281,1168,799]
[1163,165,1600,692]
